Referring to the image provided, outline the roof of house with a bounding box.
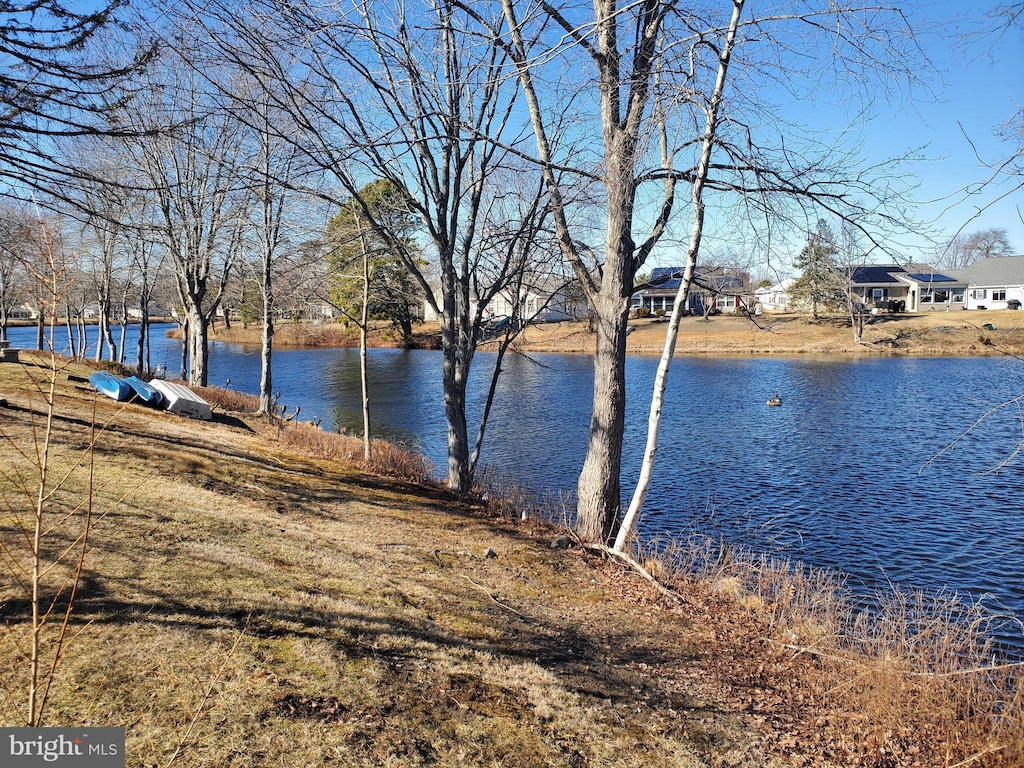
[754,277,797,295]
[904,272,958,283]
[947,255,1024,286]
[849,263,962,286]
[849,264,905,284]
[643,266,745,294]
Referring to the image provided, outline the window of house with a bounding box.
[953,289,965,302]
[871,288,887,300]
[921,289,932,302]
[993,290,1007,301]
[971,289,987,299]
[934,290,950,303]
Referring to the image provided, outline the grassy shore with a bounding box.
[1,352,1022,766]
[200,309,1024,358]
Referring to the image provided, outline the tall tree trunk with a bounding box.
[576,295,630,544]
[94,314,104,361]
[35,308,44,351]
[359,247,371,462]
[440,315,472,492]
[62,299,75,358]
[187,308,209,387]
[136,294,149,376]
[259,276,274,415]
[118,299,129,364]
[614,0,744,553]
[77,315,87,358]
[575,122,639,543]
[178,316,189,381]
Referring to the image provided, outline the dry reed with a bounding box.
[193,385,261,413]
[471,464,576,528]
[276,421,434,484]
[636,531,1024,767]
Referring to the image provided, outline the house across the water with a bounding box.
[947,255,1024,310]
[848,264,967,312]
[631,266,752,315]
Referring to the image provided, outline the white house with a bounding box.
[423,276,585,324]
[948,255,1024,310]
[753,277,796,313]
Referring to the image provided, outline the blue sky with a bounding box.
[656,0,1024,273]
[888,0,1024,259]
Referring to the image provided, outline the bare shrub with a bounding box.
[635,532,1024,766]
[193,386,261,413]
[471,464,576,527]
[278,422,433,484]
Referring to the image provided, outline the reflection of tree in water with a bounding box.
[326,349,441,456]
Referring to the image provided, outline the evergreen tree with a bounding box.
[326,181,423,346]
[790,220,847,318]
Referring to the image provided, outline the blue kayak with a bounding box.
[88,371,131,402]
[123,375,164,408]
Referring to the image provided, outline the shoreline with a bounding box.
[16,310,1019,357]
[1,352,1021,765]
[190,310,1024,358]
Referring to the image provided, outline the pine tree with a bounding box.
[790,220,846,318]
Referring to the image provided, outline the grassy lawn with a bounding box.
[0,352,1020,767]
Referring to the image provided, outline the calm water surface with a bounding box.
[9,324,1024,646]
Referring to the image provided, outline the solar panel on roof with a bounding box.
[851,266,900,283]
[906,273,956,282]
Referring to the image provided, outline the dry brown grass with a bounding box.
[640,533,1024,767]
[506,310,1024,357]
[276,421,435,484]
[196,310,1024,358]
[202,320,436,349]
[2,352,1022,767]
[193,384,262,413]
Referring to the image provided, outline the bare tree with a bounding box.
[72,171,134,364]
[0,205,32,343]
[116,38,252,387]
[192,0,558,492]
[233,82,305,416]
[937,227,1012,270]
[126,228,166,375]
[327,192,381,461]
[615,1,744,551]
[497,0,927,544]
[0,1,153,193]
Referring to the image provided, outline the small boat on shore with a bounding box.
[89,371,131,402]
[123,376,164,408]
[149,379,212,420]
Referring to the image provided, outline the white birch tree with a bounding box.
[495,0,927,544]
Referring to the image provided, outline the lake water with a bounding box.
[8,323,1024,648]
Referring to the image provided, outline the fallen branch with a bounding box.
[582,543,684,603]
[461,574,531,620]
